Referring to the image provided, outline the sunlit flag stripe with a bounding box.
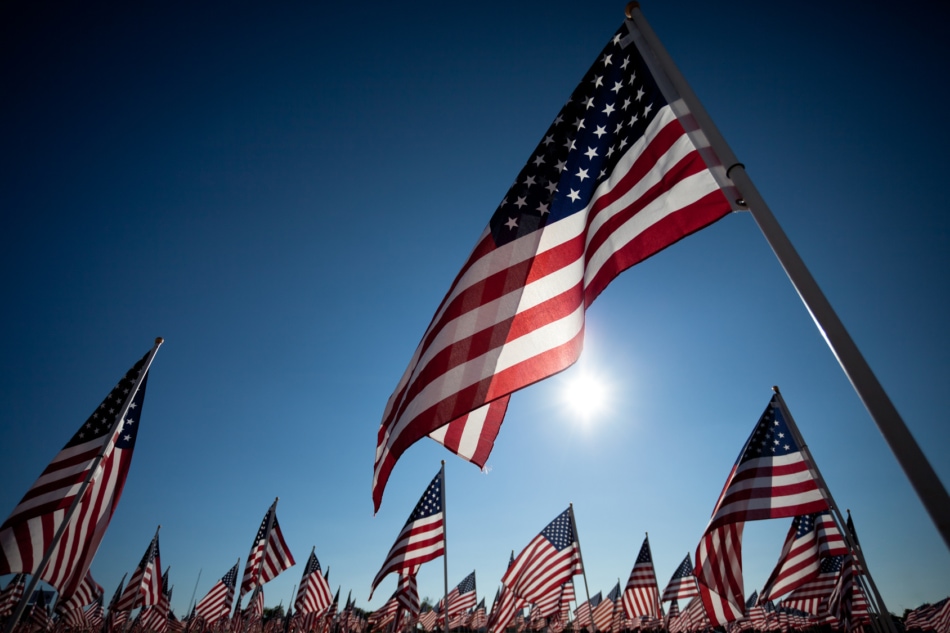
[428,397,508,466]
[760,512,845,602]
[194,563,238,622]
[372,17,735,511]
[622,537,660,619]
[503,542,579,603]
[295,554,332,616]
[695,523,745,626]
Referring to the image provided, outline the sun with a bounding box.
[560,368,609,423]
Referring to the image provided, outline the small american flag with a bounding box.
[370,467,444,599]
[371,14,737,511]
[660,555,698,602]
[295,550,333,616]
[194,561,239,623]
[502,509,583,606]
[0,342,160,604]
[759,512,847,602]
[115,527,163,612]
[440,570,477,619]
[240,499,296,598]
[622,535,660,619]
[827,551,854,631]
[0,574,26,619]
[395,568,420,620]
[779,555,844,616]
[591,583,620,633]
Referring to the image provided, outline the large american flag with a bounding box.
[502,509,583,605]
[240,499,296,598]
[295,550,333,616]
[115,528,163,612]
[371,14,737,511]
[759,512,847,602]
[660,554,698,602]
[696,395,830,625]
[370,468,444,599]
[0,343,159,604]
[622,536,660,619]
[194,561,239,623]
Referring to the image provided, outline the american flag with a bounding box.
[759,512,847,602]
[827,550,854,631]
[56,569,103,621]
[574,592,601,628]
[471,599,487,630]
[240,499,296,598]
[0,574,26,619]
[140,571,172,633]
[295,550,333,616]
[440,571,477,619]
[704,396,829,531]
[371,14,737,511]
[591,584,620,633]
[622,535,660,619]
[244,587,264,622]
[559,580,576,623]
[660,555,698,602]
[395,568,420,620]
[370,468,444,599]
[195,561,239,623]
[104,574,126,633]
[695,522,745,625]
[502,509,583,605]
[116,527,163,612]
[487,587,525,633]
[0,343,160,604]
[779,555,844,616]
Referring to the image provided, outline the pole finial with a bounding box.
[625,2,639,18]
[772,385,780,393]
[155,337,164,345]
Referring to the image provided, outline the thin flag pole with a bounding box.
[3,338,164,633]
[188,569,202,620]
[568,504,597,633]
[772,387,895,633]
[623,2,950,551]
[440,461,449,633]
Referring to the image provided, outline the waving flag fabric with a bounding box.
[194,561,239,622]
[780,555,844,616]
[0,343,160,603]
[115,528,162,612]
[240,499,296,598]
[661,554,699,602]
[622,535,660,618]
[502,509,583,605]
[370,468,444,599]
[441,571,477,618]
[759,512,847,602]
[371,13,737,510]
[295,550,333,616]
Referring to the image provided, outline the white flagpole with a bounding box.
[440,461,449,633]
[623,1,950,550]
[568,504,597,633]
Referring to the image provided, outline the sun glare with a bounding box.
[560,370,609,424]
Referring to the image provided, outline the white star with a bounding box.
[612,34,622,46]
[567,189,581,202]
[611,81,623,94]
[643,103,653,117]
[593,125,607,138]
[573,117,586,130]
[621,56,630,69]
[533,154,546,166]
[505,217,518,230]
[553,114,564,126]
[636,87,645,101]
[524,175,536,187]
[593,75,604,88]
[584,146,598,160]
[584,96,595,110]
[601,54,612,66]
[555,160,567,172]
[602,103,615,116]
[128,402,137,409]
[542,135,555,146]
[576,168,589,182]
[546,180,558,193]
[537,202,549,215]
[514,196,527,208]
[124,434,132,441]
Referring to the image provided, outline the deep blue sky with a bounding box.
[2,0,948,621]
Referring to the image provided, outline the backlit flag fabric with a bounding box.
[502,509,583,605]
[116,529,162,612]
[372,14,737,510]
[704,396,829,531]
[695,522,745,625]
[0,345,158,602]
[240,500,296,598]
[759,512,848,602]
[441,571,477,618]
[395,569,420,619]
[295,551,333,616]
[194,562,239,622]
[622,536,660,619]
[780,555,844,616]
[0,574,26,619]
[370,468,444,599]
[661,555,699,602]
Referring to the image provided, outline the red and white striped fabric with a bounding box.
[116,528,163,612]
[487,586,525,633]
[195,562,239,623]
[240,500,296,598]
[780,555,845,616]
[0,345,159,603]
[371,15,737,512]
[502,509,583,606]
[759,512,848,602]
[439,570,477,619]
[295,550,333,616]
[0,574,26,619]
[622,536,660,619]
[661,555,699,603]
[591,585,620,633]
[395,568,420,620]
[695,522,745,626]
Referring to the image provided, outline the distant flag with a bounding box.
[827,551,854,631]
[370,9,739,511]
[116,527,163,612]
[591,584,620,633]
[487,553,524,633]
[0,574,26,619]
[502,508,583,605]
[244,587,264,622]
[759,512,847,602]
[622,535,660,619]
[295,550,332,616]
[780,555,844,616]
[369,467,445,599]
[660,555,699,602]
[574,592,600,629]
[56,570,103,624]
[104,574,127,633]
[240,499,296,599]
[664,598,679,630]
[695,395,830,625]
[440,571,477,620]
[28,589,51,632]
[140,570,172,633]
[395,568,420,620]
[194,561,239,623]
[0,341,161,607]
[558,580,575,624]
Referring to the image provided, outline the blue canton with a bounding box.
[541,509,575,551]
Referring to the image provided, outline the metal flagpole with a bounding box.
[622,1,950,551]
[568,504,597,633]
[188,569,203,620]
[771,387,895,633]
[3,338,164,633]
[440,461,449,633]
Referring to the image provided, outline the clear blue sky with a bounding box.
[2,0,948,621]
